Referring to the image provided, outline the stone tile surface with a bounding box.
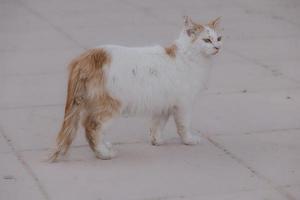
[282,185,300,199]
[1,0,299,199]
[0,132,11,153]
[210,130,300,186]
[192,89,300,135]
[22,143,269,200]
[0,153,45,200]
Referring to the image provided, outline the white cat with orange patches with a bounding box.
[49,16,222,161]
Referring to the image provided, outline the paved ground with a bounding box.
[1,0,300,199]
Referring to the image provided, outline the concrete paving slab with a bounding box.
[0,27,79,51]
[0,1,80,51]
[0,48,82,77]
[192,89,300,135]
[22,142,271,200]
[0,74,66,108]
[210,130,300,186]
[1,0,300,199]
[281,185,300,199]
[227,37,300,65]
[182,188,289,200]
[266,60,300,83]
[223,10,300,39]
[0,153,45,200]
[17,0,172,47]
[208,60,299,94]
[119,0,240,26]
[0,106,64,151]
[236,0,300,27]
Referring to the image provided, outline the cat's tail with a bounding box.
[48,58,86,162]
[47,48,111,162]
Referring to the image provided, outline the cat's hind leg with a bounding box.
[173,106,201,145]
[83,112,118,160]
[150,111,170,146]
[83,96,121,160]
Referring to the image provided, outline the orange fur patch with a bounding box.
[49,48,121,162]
[189,24,204,43]
[207,17,221,29]
[164,44,177,58]
[194,24,204,32]
[83,94,121,153]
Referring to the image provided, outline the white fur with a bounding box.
[95,142,116,160]
[96,22,221,149]
[102,26,220,117]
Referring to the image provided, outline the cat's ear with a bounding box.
[183,16,193,28]
[208,17,221,30]
[183,16,204,37]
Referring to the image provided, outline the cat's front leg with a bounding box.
[149,111,170,146]
[173,105,201,145]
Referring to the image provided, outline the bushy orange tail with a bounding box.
[48,48,112,162]
[48,60,85,162]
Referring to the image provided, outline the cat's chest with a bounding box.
[176,59,212,88]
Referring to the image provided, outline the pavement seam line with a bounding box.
[16,0,87,50]
[205,127,300,137]
[233,0,300,29]
[117,0,177,27]
[0,126,50,200]
[226,48,300,85]
[203,134,297,200]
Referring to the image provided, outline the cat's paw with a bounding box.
[151,137,164,146]
[182,134,201,145]
[95,142,116,160]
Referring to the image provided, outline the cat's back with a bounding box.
[99,44,176,80]
[99,44,164,56]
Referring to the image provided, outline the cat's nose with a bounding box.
[214,46,220,50]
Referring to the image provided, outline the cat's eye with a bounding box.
[203,38,212,43]
[217,36,222,41]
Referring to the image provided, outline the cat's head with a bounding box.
[183,16,222,56]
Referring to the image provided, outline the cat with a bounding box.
[49,16,222,161]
